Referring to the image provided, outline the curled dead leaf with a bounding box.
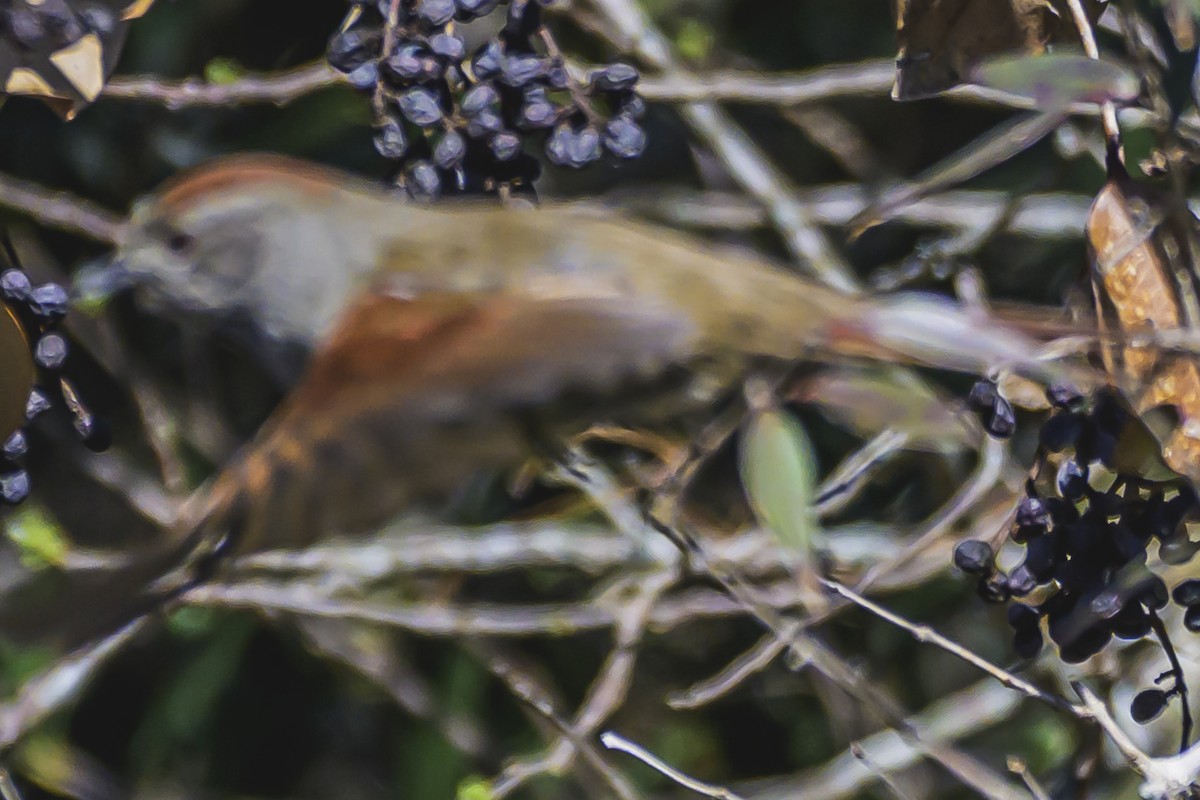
[1086,176,1200,482]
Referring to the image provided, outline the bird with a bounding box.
[97,153,1067,564]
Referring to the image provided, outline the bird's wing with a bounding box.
[186,290,697,554]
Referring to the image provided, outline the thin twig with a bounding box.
[1008,756,1051,800]
[1148,607,1193,753]
[602,731,748,800]
[1064,0,1124,165]
[822,578,1079,714]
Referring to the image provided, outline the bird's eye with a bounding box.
[167,231,194,254]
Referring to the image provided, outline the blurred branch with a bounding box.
[559,453,1029,799]
[181,577,804,636]
[761,681,1024,800]
[483,647,641,800]
[575,0,859,293]
[608,186,1092,237]
[0,617,151,750]
[488,569,674,798]
[0,172,121,244]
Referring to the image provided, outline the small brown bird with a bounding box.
[105,153,1060,560]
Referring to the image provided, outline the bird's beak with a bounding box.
[71,258,140,312]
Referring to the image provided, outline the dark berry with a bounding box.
[406,160,441,199]
[1007,603,1039,630]
[1,430,25,459]
[1008,564,1037,596]
[1140,576,1170,610]
[29,283,68,320]
[433,131,467,169]
[6,7,46,47]
[967,379,998,413]
[345,61,380,90]
[466,109,504,138]
[490,131,522,161]
[977,573,1010,604]
[24,389,50,421]
[0,269,31,301]
[603,115,647,159]
[499,54,547,88]
[416,0,456,25]
[502,0,541,42]
[75,414,111,452]
[591,63,640,92]
[1131,688,1169,723]
[1046,384,1084,410]
[328,28,378,74]
[430,32,465,61]
[34,333,67,370]
[547,123,601,168]
[984,396,1016,438]
[1111,605,1152,640]
[519,87,557,128]
[1013,626,1043,659]
[619,94,647,119]
[385,43,430,81]
[1089,589,1125,620]
[79,4,115,35]
[1039,412,1084,451]
[1016,496,1051,529]
[1023,535,1059,582]
[1059,625,1111,663]
[457,0,500,18]
[472,41,504,79]
[544,61,570,90]
[461,82,500,115]
[1056,459,1089,500]
[1172,579,1200,608]
[397,87,444,127]
[953,539,994,575]
[0,470,29,504]
[374,117,409,159]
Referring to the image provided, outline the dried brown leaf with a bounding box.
[1086,177,1200,481]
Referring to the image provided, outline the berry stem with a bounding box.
[373,0,405,119]
[536,25,603,126]
[1148,605,1193,752]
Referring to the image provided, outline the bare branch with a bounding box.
[602,731,748,800]
[102,62,341,109]
[0,172,121,244]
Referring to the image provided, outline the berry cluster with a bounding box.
[328,0,646,199]
[956,384,1200,727]
[0,0,117,50]
[0,254,108,505]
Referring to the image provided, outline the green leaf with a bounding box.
[4,504,69,569]
[203,57,244,86]
[739,406,821,556]
[456,777,494,800]
[970,53,1140,109]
